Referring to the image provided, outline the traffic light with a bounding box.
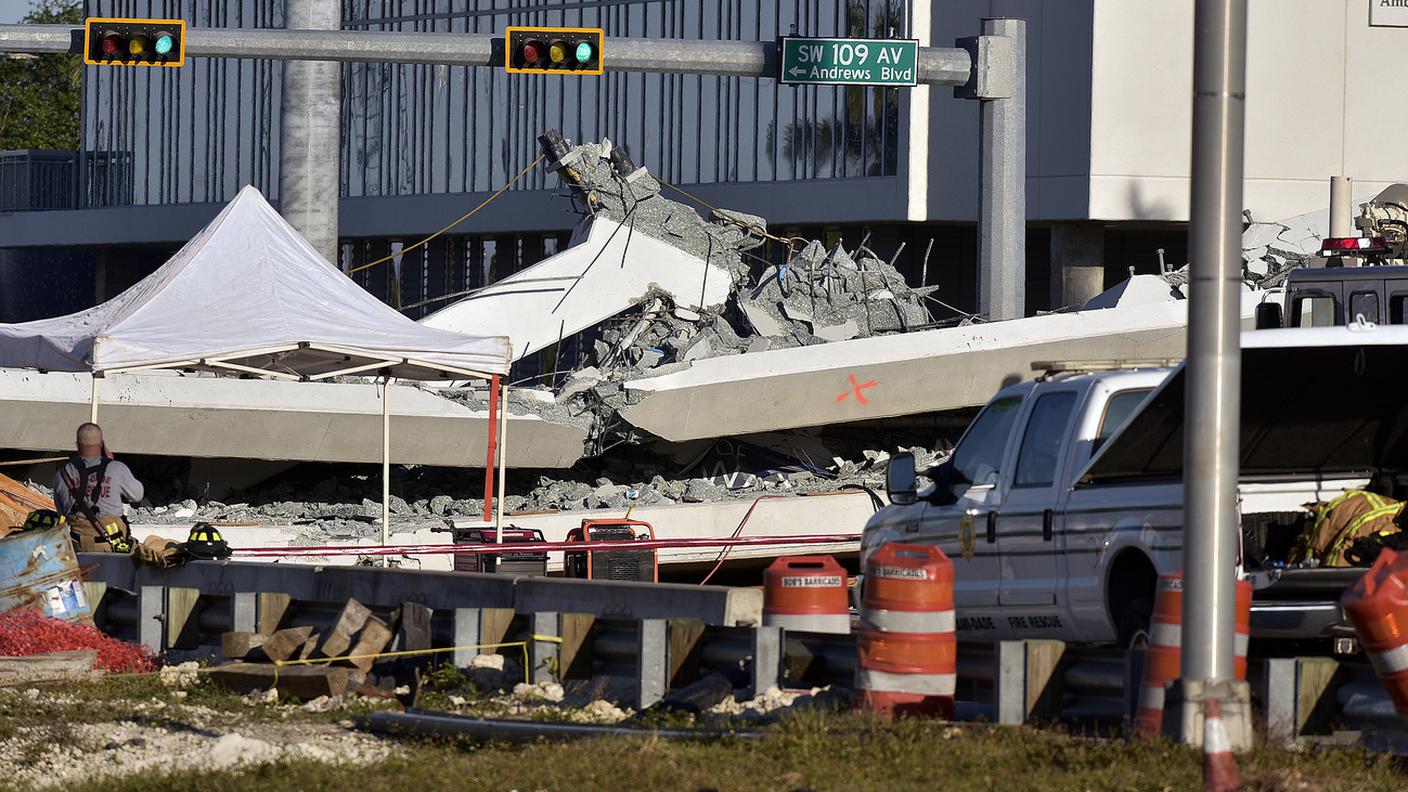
[84,18,186,67]
[505,27,603,75]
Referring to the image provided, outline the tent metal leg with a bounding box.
[381,376,391,561]
[495,379,508,543]
[90,376,99,424]
[483,374,500,523]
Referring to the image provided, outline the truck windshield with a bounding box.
[950,395,1022,493]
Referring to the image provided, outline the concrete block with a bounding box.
[1262,658,1297,744]
[636,619,668,709]
[995,640,1066,725]
[452,608,479,668]
[452,607,515,667]
[531,611,559,684]
[1162,678,1254,750]
[138,585,164,652]
[232,592,257,634]
[995,641,1025,725]
[750,625,783,697]
[1263,657,1341,745]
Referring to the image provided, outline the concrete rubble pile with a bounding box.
[1158,218,1320,293]
[511,444,942,513]
[1168,187,1408,291]
[556,137,933,376]
[1236,217,1322,286]
[22,445,944,534]
[478,136,937,448]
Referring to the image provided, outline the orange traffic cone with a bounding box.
[1202,698,1243,792]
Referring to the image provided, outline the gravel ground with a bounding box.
[0,680,395,791]
[3,716,391,790]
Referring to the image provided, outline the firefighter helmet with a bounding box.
[182,522,231,560]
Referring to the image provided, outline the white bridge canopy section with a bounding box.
[0,186,510,381]
[421,215,733,362]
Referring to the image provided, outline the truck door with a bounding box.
[996,390,1079,624]
[916,394,1024,612]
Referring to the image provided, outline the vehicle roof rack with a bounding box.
[1030,358,1181,379]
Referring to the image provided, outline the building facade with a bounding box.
[3,1,1404,326]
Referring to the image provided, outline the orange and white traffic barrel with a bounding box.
[1341,548,1408,714]
[1133,572,1252,739]
[854,542,956,718]
[763,555,851,634]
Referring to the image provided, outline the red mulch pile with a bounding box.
[0,609,160,673]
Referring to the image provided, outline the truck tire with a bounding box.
[1117,596,1153,650]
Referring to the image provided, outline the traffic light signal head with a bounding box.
[84,18,186,67]
[505,27,603,75]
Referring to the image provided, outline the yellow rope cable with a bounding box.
[348,155,546,275]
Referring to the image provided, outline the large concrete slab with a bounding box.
[421,217,733,360]
[618,297,1258,442]
[0,369,585,468]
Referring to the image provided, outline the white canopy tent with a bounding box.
[0,186,513,549]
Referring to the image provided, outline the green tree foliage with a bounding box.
[0,0,83,151]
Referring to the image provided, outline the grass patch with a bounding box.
[6,675,1403,791]
[65,710,1408,792]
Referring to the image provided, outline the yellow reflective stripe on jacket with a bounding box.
[1326,501,1404,566]
[1305,491,1399,565]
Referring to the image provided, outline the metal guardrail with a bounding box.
[78,553,1402,737]
[79,553,772,709]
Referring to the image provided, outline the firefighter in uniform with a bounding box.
[52,423,144,553]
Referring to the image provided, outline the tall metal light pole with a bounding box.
[1178,0,1250,747]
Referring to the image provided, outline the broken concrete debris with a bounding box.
[1159,218,1318,293]
[505,136,938,449]
[20,442,941,536]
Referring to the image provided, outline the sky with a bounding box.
[1,0,33,24]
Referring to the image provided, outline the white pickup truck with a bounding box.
[863,326,1408,647]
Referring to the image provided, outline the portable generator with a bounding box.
[452,526,548,576]
[563,519,657,582]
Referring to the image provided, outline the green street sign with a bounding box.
[779,36,919,87]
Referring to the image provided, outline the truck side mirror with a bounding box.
[886,452,917,505]
[1255,302,1283,329]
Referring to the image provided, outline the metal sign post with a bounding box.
[779,36,918,86]
[1175,0,1252,750]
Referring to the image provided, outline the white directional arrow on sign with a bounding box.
[788,66,806,76]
